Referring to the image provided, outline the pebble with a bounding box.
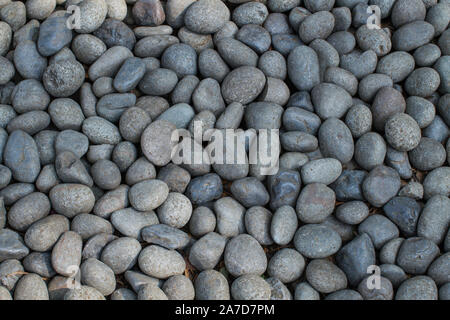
[409,138,447,171]
[301,158,342,185]
[94,19,136,50]
[296,183,335,223]
[194,270,230,300]
[335,201,369,225]
[380,238,405,264]
[14,274,48,300]
[224,234,267,277]
[383,197,421,236]
[358,214,400,249]
[101,237,142,274]
[230,177,270,208]
[362,165,401,207]
[214,197,245,238]
[335,233,376,286]
[188,232,226,270]
[141,120,177,167]
[7,192,50,232]
[138,245,185,279]
[318,118,355,164]
[305,259,348,294]
[51,231,82,277]
[80,258,116,296]
[37,15,72,57]
[294,224,341,259]
[288,46,320,91]
[112,208,158,240]
[132,0,165,26]
[392,21,435,52]
[396,276,438,300]
[184,0,230,34]
[4,130,41,183]
[231,274,271,300]
[24,215,69,252]
[49,184,95,218]
[417,195,450,245]
[294,282,320,301]
[232,2,268,27]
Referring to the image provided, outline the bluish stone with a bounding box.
[185,173,223,205]
[37,16,73,57]
[383,196,421,237]
[113,57,146,93]
[267,169,301,210]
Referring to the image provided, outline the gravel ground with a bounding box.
[0,0,449,301]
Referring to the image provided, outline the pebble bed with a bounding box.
[0,0,449,301]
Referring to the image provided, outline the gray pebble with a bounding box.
[37,15,72,56]
[392,21,435,52]
[0,183,35,206]
[232,2,268,27]
[72,34,107,65]
[71,213,113,240]
[101,237,141,274]
[414,44,441,67]
[189,232,226,271]
[335,233,376,286]
[184,0,230,34]
[188,206,216,238]
[89,46,133,81]
[138,245,185,279]
[112,208,158,240]
[221,66,266,105]
[214,197,245,238]
[294,224,342,259]
[358,214,400,249]
[4,130,40,183]
[340,49,378,80]
[362,165,401,207]
[0,229,29,262]
[296,183,335,223]
[43,58,84,98]
[306,259,347,294]
[409,137,447,171]
[294,282,320,300]
[7,192,50,232]
[427,253,450,285]
[194,270,230,300]
[380,263,408,288]
[82,233,117,260]
[383,196,421,236]
[156,192,192,228]
[141,120,176,166]
[49,184,95,218]
[80,258,116,296]
[14,273,48,300]
[129,179,169,212]
[357,276,394,300]
[156,164,190,193]
[288,46,320,91]
[134,35,179,58]
[336,201,369,225]
[24,215,69,252]
[51,231,82,277]
[231,177,270,208]
[319,118,354,164]
[417,195,450,244]
[396,276,438,300]
[224,234,267,277]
